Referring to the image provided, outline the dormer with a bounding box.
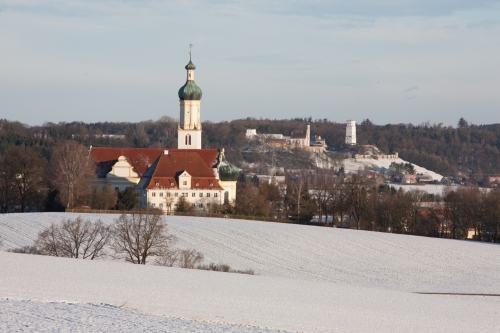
[108,156,139,179]
[178,170,192,189]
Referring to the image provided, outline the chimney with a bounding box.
[163,150,169,155]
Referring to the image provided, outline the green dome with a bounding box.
[178,80,202,100]
[185,60,196,70]
[217,149,240,181]
[219,163,240,181]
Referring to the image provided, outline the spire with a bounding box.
[185,44,196,70]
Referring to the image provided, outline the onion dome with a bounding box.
[178,81,202,100]
[185,60,196,70]
[217,148,241,181]
[178,57,202,100]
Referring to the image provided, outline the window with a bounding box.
[175,193,178,197]
[167,192,171,197]
[151,203,156,207]
[224,191,229,204]
[185,134,191,145]
[207,203,210,208]
[152,192,156,197]
[160,192,164,197]
[214,193,218,198]
[192,192,196,197]
[182,193,188,197]
[206,193,210,198]
[199,203,203,208]
[199,193,203,197]
[159,203,164,208]
[183,181,187,186]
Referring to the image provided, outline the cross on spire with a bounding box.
[189,44,193,59]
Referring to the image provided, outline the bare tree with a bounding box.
[36,224,61,256]
[112,211,176,265]
[154,247,180,267]
[36,217,111,259]
[178,249,204,268]
[2,145,47,212]
[345,174,370,230]
[50,141,96,208]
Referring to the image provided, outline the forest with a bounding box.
[1,116,499,177]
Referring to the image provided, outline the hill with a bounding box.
[2,213,500,332]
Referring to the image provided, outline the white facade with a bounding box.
[138,188,227,212]
[95,155,140,191]
[346,120,356,145]
[177,127,202,149]
[245,129,257,139]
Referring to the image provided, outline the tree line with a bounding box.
[0,140,137,212]
[2,117,500,177]
[226,171,500,243]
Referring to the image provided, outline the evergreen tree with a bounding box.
[116,187,138,211]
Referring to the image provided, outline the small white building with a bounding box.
[246,129,258,139]
[346,120,356,145]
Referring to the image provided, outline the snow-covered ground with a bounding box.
[0,298,292,333]
[342,157,443,181]
[390,184,446,195]
[1,213,500,332]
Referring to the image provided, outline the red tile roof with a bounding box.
[144,151,222,190]
[89,148,219,177]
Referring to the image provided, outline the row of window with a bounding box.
[151,192,218,198]
[149,202,210,209]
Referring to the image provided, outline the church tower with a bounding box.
[177,51,203,149]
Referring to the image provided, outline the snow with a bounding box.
[2,213,500,332]
[0,299,291,333]
[390,184,446,195]
[342,157,443,181]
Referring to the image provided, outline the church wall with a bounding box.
[138,188,224,212]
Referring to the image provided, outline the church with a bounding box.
[89,53,240,211]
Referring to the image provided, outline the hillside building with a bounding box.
[346,120,356,145]
[246,124,326,152]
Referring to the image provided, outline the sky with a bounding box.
[0,0,499,127]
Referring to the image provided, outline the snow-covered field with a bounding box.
[1,213,500,332]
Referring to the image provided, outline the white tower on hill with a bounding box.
[177,50,203,149]
[346,120,356,145]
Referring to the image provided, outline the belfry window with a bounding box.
[185,134,191,145]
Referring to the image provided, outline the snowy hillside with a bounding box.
[1,213,499,293]
[1,213,500,332]
[342,157,443,180]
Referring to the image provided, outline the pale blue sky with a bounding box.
[1,0,499,126]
